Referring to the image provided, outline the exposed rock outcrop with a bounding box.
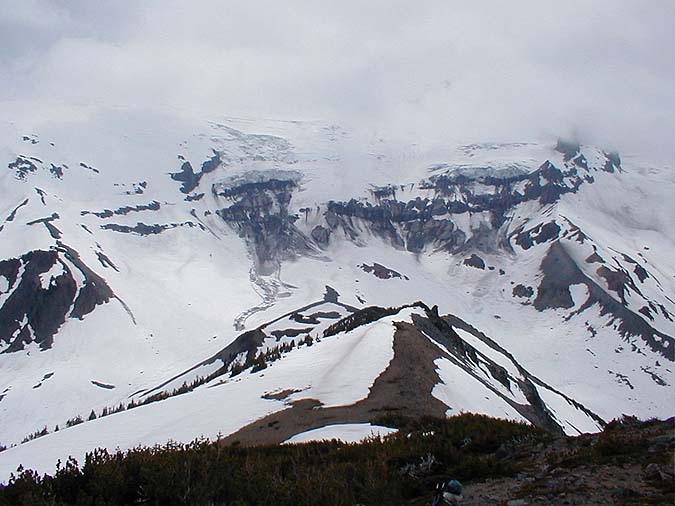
[320,147,616,255]
[534,242,675,361]
[213,171,313,274]
[0,247,114,352]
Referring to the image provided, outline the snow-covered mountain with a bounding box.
[0,110,673,478]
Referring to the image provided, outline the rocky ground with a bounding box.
[459,418,674,505]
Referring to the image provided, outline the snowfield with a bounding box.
[283,423,398,444]
[0,312,402,479]
[0,107,673,481]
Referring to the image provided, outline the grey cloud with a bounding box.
[0,0,673,162]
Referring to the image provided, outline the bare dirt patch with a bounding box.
[222,321,447,446]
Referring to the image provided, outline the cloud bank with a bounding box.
[1,1,673,160]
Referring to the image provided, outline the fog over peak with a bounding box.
[1,1,673,162]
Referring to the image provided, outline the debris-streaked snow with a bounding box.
[432,357,530,423]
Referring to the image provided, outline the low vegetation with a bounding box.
[3,414,672,505]
[0,414,542,506]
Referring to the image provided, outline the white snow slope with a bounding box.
[0,107,673,479]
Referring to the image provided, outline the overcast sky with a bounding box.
[1,1,673,159]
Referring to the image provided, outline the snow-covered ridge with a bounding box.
[0,298,603,480]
